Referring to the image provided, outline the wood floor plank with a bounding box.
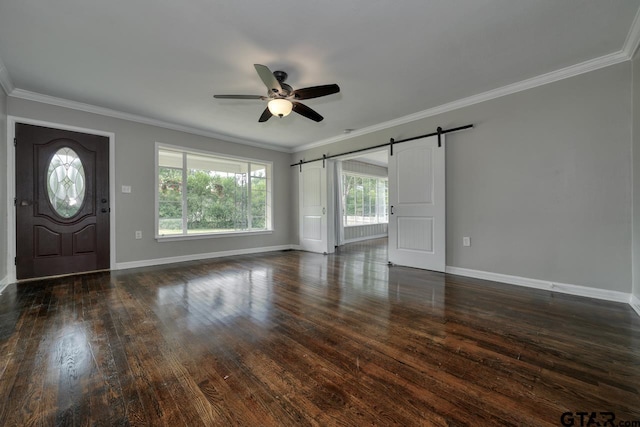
[1,281,55,426]
[0,238,639,425]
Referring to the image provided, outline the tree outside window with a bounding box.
[342,173,388,226]
[157,147,271,236]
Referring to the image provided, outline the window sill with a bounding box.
[156,230,273,242]
[344,223,388,228]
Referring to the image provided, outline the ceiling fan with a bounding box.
[214,64,340,122]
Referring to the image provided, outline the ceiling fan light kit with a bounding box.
[214,64,340,123]
[267,99,293,117]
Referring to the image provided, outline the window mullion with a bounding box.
[379,178,383,224]
[376,178,381,223]
[368,178,373,224]
[182,153,188,235]
[247,163,252,230]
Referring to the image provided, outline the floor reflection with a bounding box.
[154,264,275,331]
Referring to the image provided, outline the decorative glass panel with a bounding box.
[47,147,85,218]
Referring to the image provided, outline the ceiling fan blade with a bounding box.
[258,107,273,122]
[254,64,282,94]
[292,84,340,100]
[292,102,323,122]
[213,94,266,100]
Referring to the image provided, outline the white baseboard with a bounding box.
[0,275,9,294]
[342,233,388,244]
[631,294,640,317]
[115,244,295,270]
[445,266,631,304]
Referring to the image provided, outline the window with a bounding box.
[342,173,388,226]
[156,145,272,238]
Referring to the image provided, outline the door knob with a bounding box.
[101,198,108,203]
[20,200,32,206]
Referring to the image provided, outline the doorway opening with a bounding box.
[334,149,389,249]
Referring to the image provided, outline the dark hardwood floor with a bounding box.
[1,238,639,426]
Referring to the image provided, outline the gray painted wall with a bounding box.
[7,97,294,266]
[0,91,6,283]
[633,53,640,302]
[294,63,633,293]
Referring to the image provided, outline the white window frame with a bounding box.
[155,142,273,241]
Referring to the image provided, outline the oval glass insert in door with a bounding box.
[46,147,86,218]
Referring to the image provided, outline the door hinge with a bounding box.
[14,257,17,266]
[13,137,16,147]
[14,198,17,206]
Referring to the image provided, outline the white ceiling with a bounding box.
[0,1,639,152]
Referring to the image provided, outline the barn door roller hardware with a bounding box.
[291,124,473,169]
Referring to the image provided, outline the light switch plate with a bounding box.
[122,185,132,193]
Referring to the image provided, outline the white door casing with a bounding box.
[388,135,445,271]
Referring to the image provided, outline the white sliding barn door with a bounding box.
[299,161,330,253]
[388,135,445,271]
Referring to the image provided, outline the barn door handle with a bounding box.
[390,205,394,215]
[322,207,326,214]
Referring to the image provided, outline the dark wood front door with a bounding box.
[15,123,110,280]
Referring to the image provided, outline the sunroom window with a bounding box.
[342,173,388,226]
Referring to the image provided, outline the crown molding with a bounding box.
[5,6,640,155]
[295,50,630,153]
[8,89,293,153]
[0,54,15,96]
[4,45,634,157]
[295,8,640,153]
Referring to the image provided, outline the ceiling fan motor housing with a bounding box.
[276,83,293,97]
[272,71,293,97]
[273,70,288,82]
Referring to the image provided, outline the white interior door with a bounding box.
[299,161,330,253]
[388,135,445,271]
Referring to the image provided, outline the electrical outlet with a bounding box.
[135,230,142,240]
[463,236,471,247]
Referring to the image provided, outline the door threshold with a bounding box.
[17,269,111,284]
